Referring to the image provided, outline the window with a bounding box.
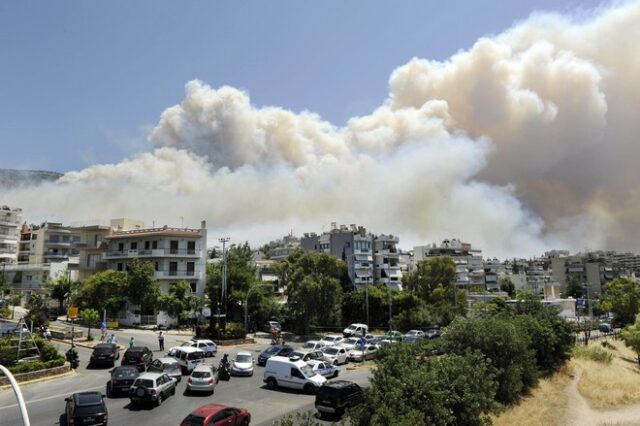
[187,241,195,254]
[291,368,304,379]
[131,242,137,250]
[144,241,150,250]
[117,263,123,271]
[118,243,124,251]
[154,262,159,271]
[169,262,178,276]
[187,262,195,275]
[152,240,158,249]
[189,282,196,293]
[170,240,179,254]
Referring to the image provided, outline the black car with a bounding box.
[257,344,294,366]
[106,366,140,397]
[121,346,153,371]
[62,392,108,425]
[315,380,364,418]
[90,344,120,367]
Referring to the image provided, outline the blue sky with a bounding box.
[0,0,607,173]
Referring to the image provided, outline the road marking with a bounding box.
[0,385,104,412]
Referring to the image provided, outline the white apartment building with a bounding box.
[373,234,402,289]
[103,219,208,326]
[414,239,486,291]
[0,206,21,264]
[28,222,80,264]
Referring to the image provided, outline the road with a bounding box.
[0,328,372,425]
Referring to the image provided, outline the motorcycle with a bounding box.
[218,359,230,382]
[66,349,80,369]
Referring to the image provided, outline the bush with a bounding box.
[8,356,65,374]
[0,307,10,319]
[572,345,613,364]
[34,337,62,362]
[205,322,246,340]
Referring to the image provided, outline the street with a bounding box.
[0,327,372,425]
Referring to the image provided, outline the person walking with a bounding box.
[107,333,117,345]
[158,331,165,351]
[129,336,135,348]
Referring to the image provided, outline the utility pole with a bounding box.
[218,237,230,327]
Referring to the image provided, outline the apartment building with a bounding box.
[28,222,80,264]
[265,234,301,260]
[103,219,208,326]
[0,206,21,264]
[301,223,402,290]
[70,224,112,281]
[2,261,70,293]
[414,239,485,291]
[551,252,619,298]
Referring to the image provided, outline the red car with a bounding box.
[180,404,251,426]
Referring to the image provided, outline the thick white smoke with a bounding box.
[3,1,640,257]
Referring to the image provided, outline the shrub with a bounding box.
[205,322,246,340]
[8,356,65,374]
[34,337,62,362]
[572,345,613,364]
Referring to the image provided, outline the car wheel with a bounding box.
[240,420,249,426]
[106,382,112,398]
[266,377,277,389]
[60,414,68,426]
[171,386,176,396]
[156,393,163,406]
[303,384,316,394]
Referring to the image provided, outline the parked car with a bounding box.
[263,356,326,394]
[307,359,339,379]
[187,364,218,394]
[168,346,206,373]
[315,380,364,418]
[290,349,325,362]
[321,335,344,346]
[340,337,362,351]
[181,339,218,357]
[90,343,120,367]
[128,372,177,406]
[425,328,442,339]
[62,392,108,426]
[363,334,376,343]
[322,346,349,365]
[385,330,404,342]
[348,344,378,362]
[121,346,153,372]
[180,403,251,426]
[230,350,254,377]
[371,337,393,349]
[106,366,139,397]
[263,321,282,332]
[257,344,294,366]
[302,340,326,350]
[599,323,613,332]
[402,335,424,343]
[343,323,368,338]
[147,357,182,382]
[405,329,425,338]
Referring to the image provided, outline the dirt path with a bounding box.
[566,370,640,426]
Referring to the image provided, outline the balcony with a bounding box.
[105,248,201,259]
[45,240,73,247]
[0,219,18,227]
[0,246,16,254]
[155,269,200,280]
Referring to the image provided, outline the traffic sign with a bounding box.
[68,306,78,319]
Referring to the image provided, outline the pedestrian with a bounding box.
[158,331,165,351]
[129,336,135,348]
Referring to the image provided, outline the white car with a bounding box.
[181,339,217,357]
[321,335,344,346]
[322,346,349,365]
[230,350,254,376]
[186,364,217,394]
[405,330,425,338]
[349,344,378,362]
[307,359,339,379]
[302,340,326,350]
[340,337,361,351]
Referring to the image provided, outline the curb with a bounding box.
[0,369,76,390]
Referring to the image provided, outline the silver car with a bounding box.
[128,372,177,406]
[230,350,254,377]
[147,357,182,382]
[186,364,217,394]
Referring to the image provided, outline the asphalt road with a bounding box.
[0,329,372,426]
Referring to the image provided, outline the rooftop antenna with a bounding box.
[180,216,184,228]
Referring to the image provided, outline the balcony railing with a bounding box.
[105,248,201,258]
[154,269,200,279]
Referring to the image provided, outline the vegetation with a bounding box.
[81,308,100,339]
[0,336,65,373]
[601,278,640,326]
[24,293,48,328]
[571,345,613,364]
[620,313,640,364]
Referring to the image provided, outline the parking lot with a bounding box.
[0,329,373,425]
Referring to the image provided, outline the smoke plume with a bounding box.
[3,1,640,257]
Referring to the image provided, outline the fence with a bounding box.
[575,330,620,343]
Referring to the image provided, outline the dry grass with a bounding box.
[492,363,574,426]
[575,340,640,409]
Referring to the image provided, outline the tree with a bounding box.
[350,343,497,426]
[205,263,222,330]
[49,275,72,313]
[159,280,197,322]
[24,293,48,328]
[127,259,160,310]
[342,282,390,328]
[76,270,127,316]
[499,277,516,298]
[82,308,100,340]
[602,278,640,326]
[564,276,584,299]
[621,314,640,365]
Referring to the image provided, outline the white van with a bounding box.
[263,356,327,394]
[343,323,368,338]
[167,346,205,373]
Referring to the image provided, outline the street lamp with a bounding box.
[218,237,230,326]
[0,364,30,426]
[244,283,274,333]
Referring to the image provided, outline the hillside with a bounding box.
[0,168,62,189]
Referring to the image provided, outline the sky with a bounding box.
[1,0,638,258]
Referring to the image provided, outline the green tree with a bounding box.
[602,278,640,326]
[127,259,160,310]
[564,276,584,299]
[621,314,640,365]
[342,282,390,328]
[24,293,48,328]
[205,263,222,330]
[159,280,197,321]
[77,270,128,316]
[350,344,497,426]
[82,308,100,339]
[48,275,73,314]
[499,277,516,297]
[391,290,426,331]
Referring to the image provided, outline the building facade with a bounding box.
[0,206,21,264]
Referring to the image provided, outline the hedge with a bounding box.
[8,356,66,374]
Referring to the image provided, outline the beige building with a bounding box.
[0,206,22,264]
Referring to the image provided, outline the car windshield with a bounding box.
[113,368,138,379]
[300,364,316,378]
[181,415,206,426]
[181,342,194,347]
[265,346,280,354]
[74,404,103,416]
[235,354,252,363]
[347,325,357,330]
[324,337,337,342]
[94,345,114,353]
[134,379,154,388]
[188,352,204,360]
[302,342,316,348]
[164,363,179,370]
[126,351,143,358]
[344,338,358,344]
[324,348,338,355]
[191,371,211,378]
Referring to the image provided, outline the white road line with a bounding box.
[0,385,104,412]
